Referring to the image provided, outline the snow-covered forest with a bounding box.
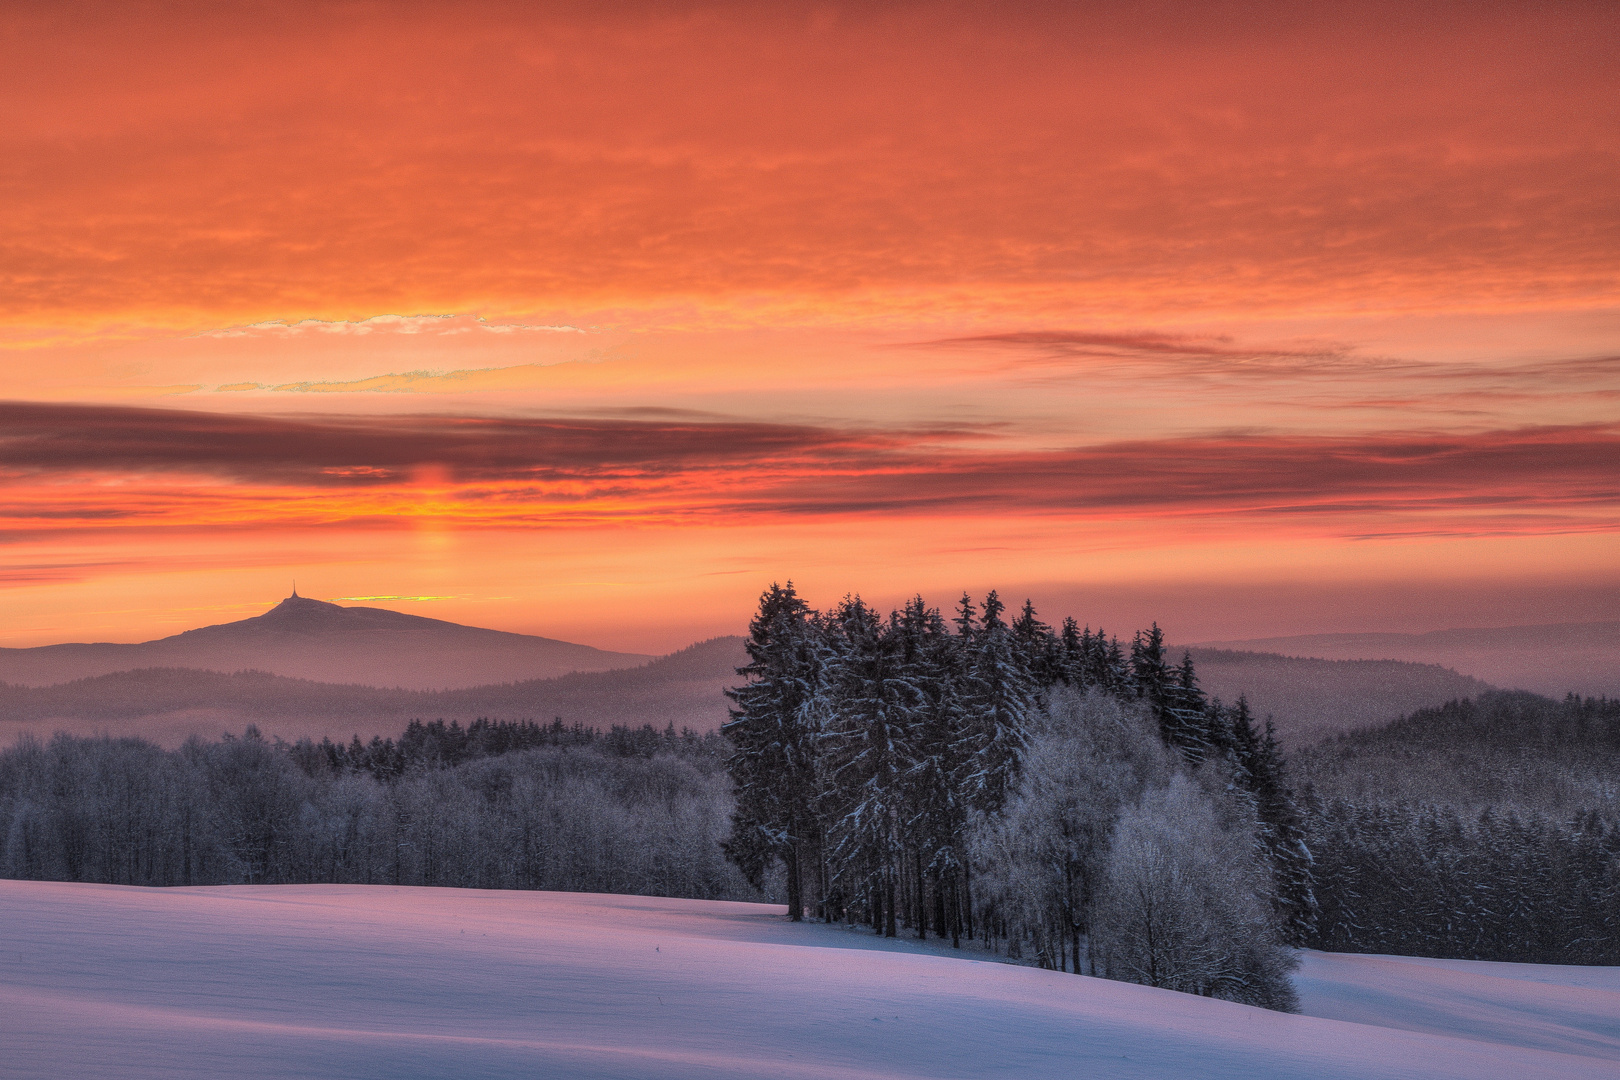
[0,721,749,900]
[1297,692,1620,964]
[723,584,1310,1009]
[722,585,1620,996]
[2,584,1616,1013]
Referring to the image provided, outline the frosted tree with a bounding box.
[1011,599,1062,688]
[968,688,1173,973]
[952,591,1036,817]
[895,596,972,944]
[819,596,919,937]
[1228,697,1317,941]
[723,582,827,920]
[1092,774,1299,1011]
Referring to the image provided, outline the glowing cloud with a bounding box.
[330,595,457,602]
[196,315,586,339]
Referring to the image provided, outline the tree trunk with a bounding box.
[885,871,898,938]
[950,872,961,948]
[963,863,975,941]
[915,853,927,939]
[786,840,803,922]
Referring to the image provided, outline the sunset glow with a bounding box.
[3,1,1617,649]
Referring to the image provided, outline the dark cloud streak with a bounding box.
[912,333,1620,397]
[0,401,946,486]
[2,402,1617,535]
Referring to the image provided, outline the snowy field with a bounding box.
[2,882,1617,1080]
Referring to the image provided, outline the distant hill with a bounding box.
[1294,689,1620,821]
[1191,620,1620,699]
[1,633,1493,749]
[1185,648,1494,746]
[0,636,745,747]
[0,594,651,690]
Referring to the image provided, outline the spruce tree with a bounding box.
[723,582,826,920]
[1056,617,1086,687]
[1011,599,1061,689]
[896,596,971,944]
[953,591,1036,817]
[1233,702,1317,943]
[820,596,918,936]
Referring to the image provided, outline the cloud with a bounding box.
[1,401,1615,542]
[912,331,1620,408]
[0,400,940,487]
[330,594,456,602]
[0,560,151,584]
[909,330,1378,377]
[3,4,1614,333]
[196,315,586,339]
[253,363,586,395]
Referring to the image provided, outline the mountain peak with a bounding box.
[260,593,348,624]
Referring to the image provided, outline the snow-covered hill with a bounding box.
[2,882,1615,1079]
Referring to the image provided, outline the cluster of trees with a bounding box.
[0,726,749,901]
[722,583,1308,1009]
[1294,692,1620,964]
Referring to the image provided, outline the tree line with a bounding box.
[1305,798,1618,964]
[722,583,1309,1010]
[0,723,748,901]
[289,717,726,779]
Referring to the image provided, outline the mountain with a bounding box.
[0,594,652,690]
[1190,620,1620,699]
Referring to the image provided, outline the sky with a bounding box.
[2,1,1617,652]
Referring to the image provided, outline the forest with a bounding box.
[1,584,1615,1012]
[0,719,746,902]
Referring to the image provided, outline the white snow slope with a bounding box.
[2,882,1616,1080]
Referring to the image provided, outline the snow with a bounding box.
[1295,950,1620,1062]
[2,882,1616,1080]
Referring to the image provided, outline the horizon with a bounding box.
[8,587,1620,656]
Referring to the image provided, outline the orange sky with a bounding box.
[2,1,1617,651]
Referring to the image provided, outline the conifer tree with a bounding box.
[896,596,972,944]
[1056,617,1086,687]
[1011,599,1061,689]
[1166,652,1213,758]
[1099,632,1131,696]
[1230,699,1317,942]
[723,582,826,920]
[819,596,918,937]
[953,591,1036,816]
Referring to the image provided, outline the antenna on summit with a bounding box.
[291,581,299,599]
